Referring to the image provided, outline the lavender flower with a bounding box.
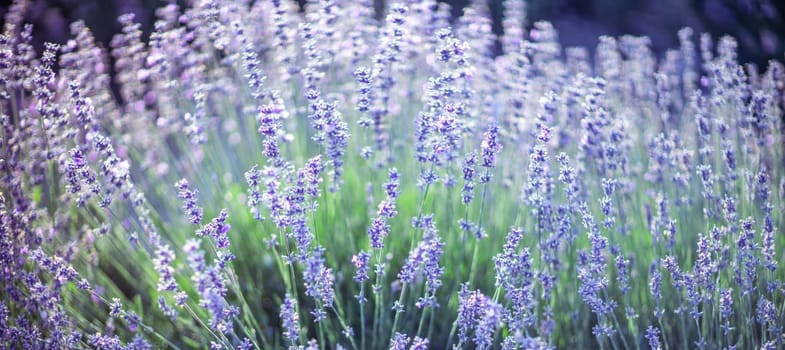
[280,294,299,346]
[456,284,504,349]
[237,22,266,101]
[389,332,410,350]
[501,0,527,55]
[502,336,552,350]
[303,246,335,310]
[354,67,373,114]
[354,3,409,164]
[645,326,661,350]
[245,165,264,221]
[461,151,478,204]
[176,179,203,225]
[88,333,123,349]
[400,221,445,309]
[615,254,631,295]
[184,86,207,146]
[735,217,758,296]
[409,337,429,350]
[153,243,178,293]
[577,203,615,317]
[493,227,537,332]
[368,168,400,249]
[693,235,715,291]
[761,212,776,272]
[414,27,473,187]
[719,288,735,335]
[197,209,231,249]
[756,298,777,332]
[257,92,287,159]
[480,123,502,173]
[184,239,238,334]
[313,100,350,191]
[352,251,370,304]
[109,298,122,318]
[352,251,370,283]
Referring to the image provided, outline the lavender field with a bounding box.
[1,0,784,349]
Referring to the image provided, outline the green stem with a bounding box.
[359,282,366,350]
[467,170,490,287]
[388,284,408,343]
[415,295,429,337]
[371,248,385,350]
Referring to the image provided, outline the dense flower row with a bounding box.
[1,0,783,349]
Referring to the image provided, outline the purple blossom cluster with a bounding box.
[455,284,505,350]
[176,178,203,225]
[493,227,537,333]
[183,236,240,334]
[397,215,444,309]
[280,293,300,346]
[368,168,401,249]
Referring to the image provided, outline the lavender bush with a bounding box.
[1,0,784,349]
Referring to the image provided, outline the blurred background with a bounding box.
[1,0,784,68]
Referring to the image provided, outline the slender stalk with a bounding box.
[415,295,429,337]
[359,282,366,350]
[184,304,233,349]
[426,303,436,341]
[370,248,385,350]
[468,169,490,287]
[446,317,459,349]
[657,307,670,350]
[317,315,326,350]
[609,308,631,350]
[388,284,408,342]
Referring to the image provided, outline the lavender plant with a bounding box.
[1,0,784,349]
